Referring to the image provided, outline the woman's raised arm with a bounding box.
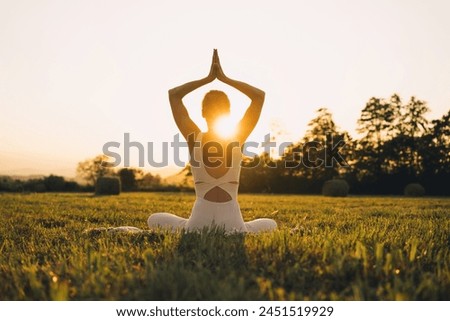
[215,52,265,143]
[168,50,219,142]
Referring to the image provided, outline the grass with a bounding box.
[0,192,449,300]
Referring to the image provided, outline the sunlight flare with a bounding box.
[213,115,237,138]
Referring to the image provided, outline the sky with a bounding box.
[1,0,449,178]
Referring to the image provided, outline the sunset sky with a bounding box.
[1,0,449,178]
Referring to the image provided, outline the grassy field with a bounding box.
[0,192,449,300]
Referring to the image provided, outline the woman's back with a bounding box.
[190,132,242,203]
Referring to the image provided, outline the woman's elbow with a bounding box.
[168,88,176,97]
[254,90,265,104]
[168,88,181,102]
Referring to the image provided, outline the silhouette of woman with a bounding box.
[147,50,277,233]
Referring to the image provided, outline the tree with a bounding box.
[43,175,66,191]
[76,155,113,186]
[278,107,352,195]
[301,108,351,181]
[356,95,400,179]
[138,172,162,190]
[430,110,450,172]
[393,96,430,176]
[420,111,450,186]
[357,96,398,145]
[118,168,143,191]
[400,96,430,137]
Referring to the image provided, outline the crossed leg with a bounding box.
[244,218,277,233]
[148,213,277,233]
[147,213,188,231]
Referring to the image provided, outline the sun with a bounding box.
[213,115,238,138]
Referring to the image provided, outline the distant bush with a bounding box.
[322,179,350,197]
[44,175,66,191]
[64,181,82,192]
[0,176,23,192]
[404,183,425,197]
[95,176,121,195]
[34,183,47,193]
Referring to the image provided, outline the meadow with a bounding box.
[0,192,448,300]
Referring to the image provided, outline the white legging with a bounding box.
[148,197,277,233]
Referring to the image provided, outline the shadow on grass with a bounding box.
[176,228,248,271]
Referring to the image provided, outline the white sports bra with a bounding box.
[190,132,242,201]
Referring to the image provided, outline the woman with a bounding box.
[148,50,277,233]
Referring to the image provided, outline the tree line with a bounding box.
[0,175,87,193]
[0,157,169,193]
[76,155,177,192]
[240,94,449,195]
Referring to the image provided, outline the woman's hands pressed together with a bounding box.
[207,49,227,82]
